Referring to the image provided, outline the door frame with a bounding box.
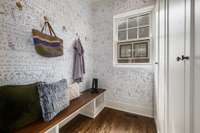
[155,0,169,132]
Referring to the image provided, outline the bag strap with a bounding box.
[41,21,57,37]
[47,22,57,37]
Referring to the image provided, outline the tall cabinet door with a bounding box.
[168,0,191,132]
[194,0,200,132]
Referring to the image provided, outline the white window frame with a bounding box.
[117,40,150,61]
[113,6,154,68]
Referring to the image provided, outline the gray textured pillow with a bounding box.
[37,79,69,122]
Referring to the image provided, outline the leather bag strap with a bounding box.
[41,22,57,37]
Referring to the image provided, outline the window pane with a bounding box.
[119,44,132,58]
[133,59,150,63]
[118,58,149,63]
[118,30,127,40]
[134,41,149,58]
[118,21,127,30]
[128,28,137,39]
[118,59,132,63]
[139,27,149,38]
[139,14,149,26]
[128,17,137,28]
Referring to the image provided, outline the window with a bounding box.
[118,40,150,63]
[113,7,153,66]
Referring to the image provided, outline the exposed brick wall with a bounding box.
[0,0,94,90]
[0,0,156,117]
[91,0,155,116]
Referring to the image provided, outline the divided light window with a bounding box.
[114,12,152,65]
[118,40,150,63]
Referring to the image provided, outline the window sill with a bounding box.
[113,63,153,69]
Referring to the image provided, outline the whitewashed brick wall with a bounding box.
[0,0,94,90]
[0,0,156,117]
[91,0,156,116]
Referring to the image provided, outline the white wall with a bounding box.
[0,0,94,91]
[91,0,156,117]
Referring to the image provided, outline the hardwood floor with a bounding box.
[60,108,156,133]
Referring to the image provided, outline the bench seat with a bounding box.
[15,89,106,133]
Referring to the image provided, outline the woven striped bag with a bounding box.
[32,21,63,57]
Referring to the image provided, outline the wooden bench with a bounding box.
[15,89,106,133]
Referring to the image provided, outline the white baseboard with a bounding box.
[105,100,154,118]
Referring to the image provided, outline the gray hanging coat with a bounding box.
[73,38,85,83]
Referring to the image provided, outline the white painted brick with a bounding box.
[0,0,94,89]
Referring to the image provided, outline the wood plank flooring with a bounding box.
[60,108,156,133]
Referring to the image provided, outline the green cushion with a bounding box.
[0,83,42,133]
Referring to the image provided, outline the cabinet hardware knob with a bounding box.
[177,56,182,62]
[182,55,189,60]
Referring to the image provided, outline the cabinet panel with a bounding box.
[168,0,186,133]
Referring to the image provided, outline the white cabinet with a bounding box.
[168,0,189,132]
[80,93,105,118]
[44,92,105,133]
[156,0,192,133]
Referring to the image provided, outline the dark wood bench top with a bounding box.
[15,89,106,133]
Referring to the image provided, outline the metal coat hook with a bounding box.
[62,26,67,32]
[76,32,79,37]
[75,32,80,40]
[85,36,88,41]
[16,0,23,10]
[44,16,48,22]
